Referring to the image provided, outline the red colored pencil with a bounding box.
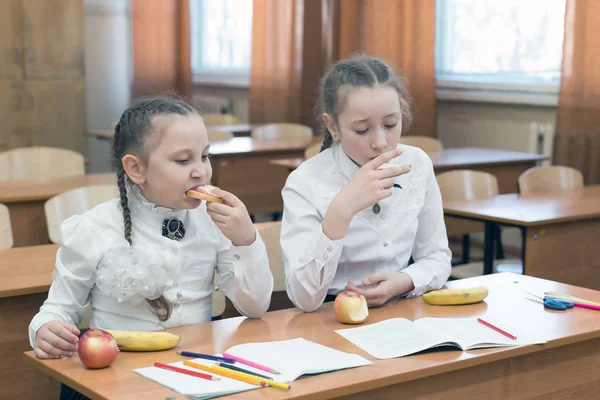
[477,318,517,340]
[154,362,220,381]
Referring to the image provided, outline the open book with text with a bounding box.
[335,317,546,360]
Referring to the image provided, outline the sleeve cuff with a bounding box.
[400,266,433,298]
[230,227,267,272]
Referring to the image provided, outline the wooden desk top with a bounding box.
[210,123,260,136]
[269,147,546,172]
[0,173,116,203]
[23,273,600,399]
[444,185,600,226]
[209,136,313,157]
[0,244,58,298]
[430,147,547,169]
[88,124,261,141]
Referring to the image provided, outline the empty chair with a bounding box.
[212,273,226,319]
[257,222,284,291]
[44,185,119,244]
[0,204,13,250]
[251,123,313,141]
[304,142,322,159]
[206,129,234,142]
[518,165,584,195]
[202,113,240,126]
[0,147,86,181]
[437,170,512,279]
[400,136,443,154]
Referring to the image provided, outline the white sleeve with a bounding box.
[216,227,273,318]
[28,216,107,348]
[280,173,345,312]
[402,159,452,296]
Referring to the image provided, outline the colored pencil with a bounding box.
[217,362,273,380]
[154,362,219,381]
[183,360,290,390]
[222,352,281,375]
[570,301,600,311]
[477,318,517,340]
[176,350,235,364]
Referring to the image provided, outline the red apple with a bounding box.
[334,291,369,324]
[77,329,119,369]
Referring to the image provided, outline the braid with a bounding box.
[111,97,194,322]
[117,166,132,245]
[320,129,334,152]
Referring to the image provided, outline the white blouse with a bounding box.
[281,143,452,312]
[29,187,273,347]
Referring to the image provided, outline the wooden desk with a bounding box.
[444,186,600,289]
[1,244,61,399]
[210,137,313,214]
[88,124,261,141]
[0,173,116,247]
[210,123,260,137]
[23,272,600,399]
[270,148,546,194]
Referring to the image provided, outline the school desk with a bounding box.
[23,272,600,399]
[209,136,316,214]
[269,147,547,194]
[444,185,600,290]
[87,123,261,141]
[0,244,61,399]
[0,173,116,247]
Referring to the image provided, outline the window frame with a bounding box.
[434,0,562,107]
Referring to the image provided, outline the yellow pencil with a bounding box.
[544,293,600,307]
[183,360,290,390]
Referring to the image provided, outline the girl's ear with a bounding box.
[122,154,146,185]
[323,113,339,141]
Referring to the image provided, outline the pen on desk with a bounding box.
[217,362,273,380]
[477,318,517,340]
[222,352,281,375]
[176,350,236,364]
[154,362,219,381]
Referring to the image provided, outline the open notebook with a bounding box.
[335,317,547,360]
[135,338,372,399]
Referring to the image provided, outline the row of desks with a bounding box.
[1,139,545,246]
[20,272,600,399]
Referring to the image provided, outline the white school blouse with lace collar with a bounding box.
[281,143,452,312]
[28,186,273,348]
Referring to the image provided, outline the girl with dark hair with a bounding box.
[29,98,273,364]
[281,55,451,312]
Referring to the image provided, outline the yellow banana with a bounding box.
[422,286,488,305]
[106,330,181,351]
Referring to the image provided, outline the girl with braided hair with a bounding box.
[281,55,451,312]
[29,98,273,368]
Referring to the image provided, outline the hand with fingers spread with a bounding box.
[345,271,415,307]
[322,148,411,240]
[206,188,256,246]
[34,321,80,359]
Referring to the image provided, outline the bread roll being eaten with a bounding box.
[185,185,224,203]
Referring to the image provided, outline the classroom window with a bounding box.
[435,0,566,106]
[190,0,253,87]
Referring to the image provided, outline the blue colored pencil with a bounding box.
[176,350,236,364]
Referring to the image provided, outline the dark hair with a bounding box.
[112,97,197,321]
[315,54,413,151]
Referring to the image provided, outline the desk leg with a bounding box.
[483,222,496,275]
